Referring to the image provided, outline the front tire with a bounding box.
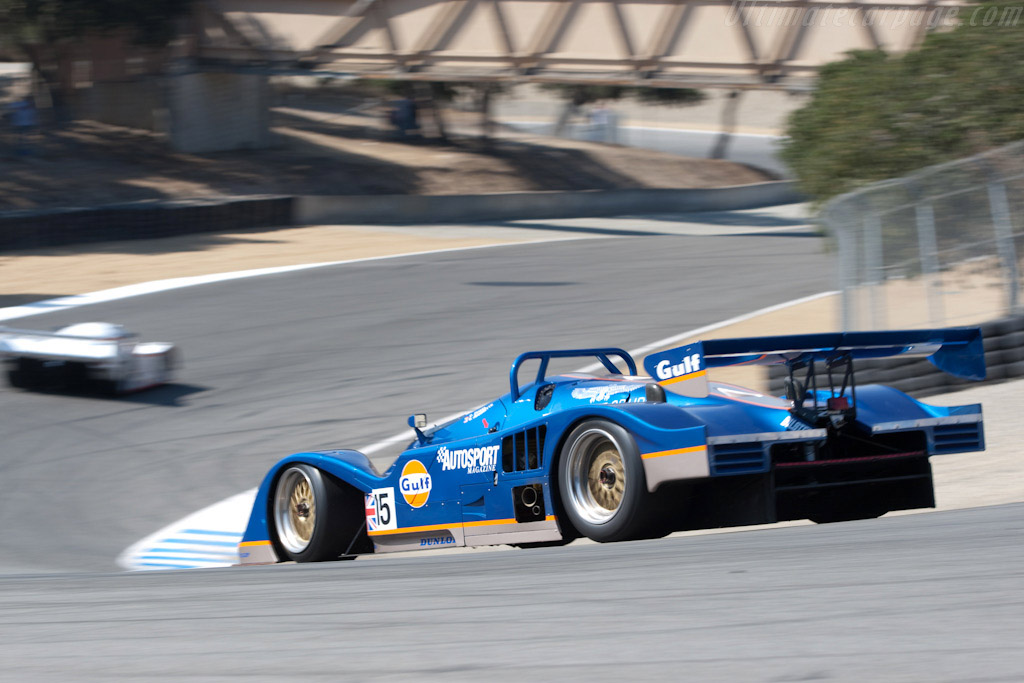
[557,419,651,542]
[272,464,354,562]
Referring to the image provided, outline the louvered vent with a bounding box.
[709,442,768,475]
[502,425,547,472]
[933,423,982,454]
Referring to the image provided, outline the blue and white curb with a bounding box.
[117,489,256,570]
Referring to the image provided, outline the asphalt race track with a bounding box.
[1,505,1021,681]
[0,215,830,574]
[1,211,1020,680]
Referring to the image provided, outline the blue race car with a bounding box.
[238,328,986,564]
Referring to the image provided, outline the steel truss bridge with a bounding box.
[196,0,970,90]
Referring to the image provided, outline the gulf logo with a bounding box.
[399,460,432,508]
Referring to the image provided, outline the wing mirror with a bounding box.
[408,414,428,445]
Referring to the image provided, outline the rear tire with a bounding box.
[557,419,652,542]
[271,464,359,562]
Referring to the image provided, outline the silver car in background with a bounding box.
[0,322,176,394]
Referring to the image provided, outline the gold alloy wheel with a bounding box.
[566,428,628,525]
[274,467,318,554]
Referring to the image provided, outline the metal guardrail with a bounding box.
[823,140,1024,331]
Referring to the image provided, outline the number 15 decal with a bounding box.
[366,487,397,531]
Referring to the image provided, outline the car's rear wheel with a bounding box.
[558,419,651,542]
[272,464,355,562]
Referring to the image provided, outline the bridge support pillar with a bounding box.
[167,72,270,153]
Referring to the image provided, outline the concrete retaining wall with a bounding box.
[0,181,801,251]
[767,315,1024,399]
[296,181,803,226]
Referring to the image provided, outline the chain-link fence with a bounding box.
[823,141,1024,331]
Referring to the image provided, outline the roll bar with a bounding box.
[509,348,637,401]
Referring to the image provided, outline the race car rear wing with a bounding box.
[643,328,985,398]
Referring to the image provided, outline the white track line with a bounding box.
[117,289,837,571]
[0,238,580,323]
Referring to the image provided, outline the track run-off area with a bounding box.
[1,205,1021,681]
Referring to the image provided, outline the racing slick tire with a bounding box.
[271,464,363,562]
[557,419,652,543]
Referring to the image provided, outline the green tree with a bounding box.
[0,0,192,80]
[782,1,1024,200]
[0,0,192,44]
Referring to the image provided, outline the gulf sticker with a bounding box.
[399,459,432,508]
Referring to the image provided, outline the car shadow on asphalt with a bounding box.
[119,383,209,407]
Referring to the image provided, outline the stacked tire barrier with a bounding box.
[768,315,1024,399]
[0,196,293,251]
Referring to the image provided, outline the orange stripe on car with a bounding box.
[659,369,707,385]
[368,515,556,537]
[641,445,707,460]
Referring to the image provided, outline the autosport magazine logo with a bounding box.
[725,2,1022,29]
[436,444,499,474]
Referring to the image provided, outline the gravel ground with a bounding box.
[925,379,1024,510]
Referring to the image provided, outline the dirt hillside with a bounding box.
[0,100,769,211]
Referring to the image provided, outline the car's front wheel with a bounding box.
[272,464,355,562]
[558,419,651,542]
